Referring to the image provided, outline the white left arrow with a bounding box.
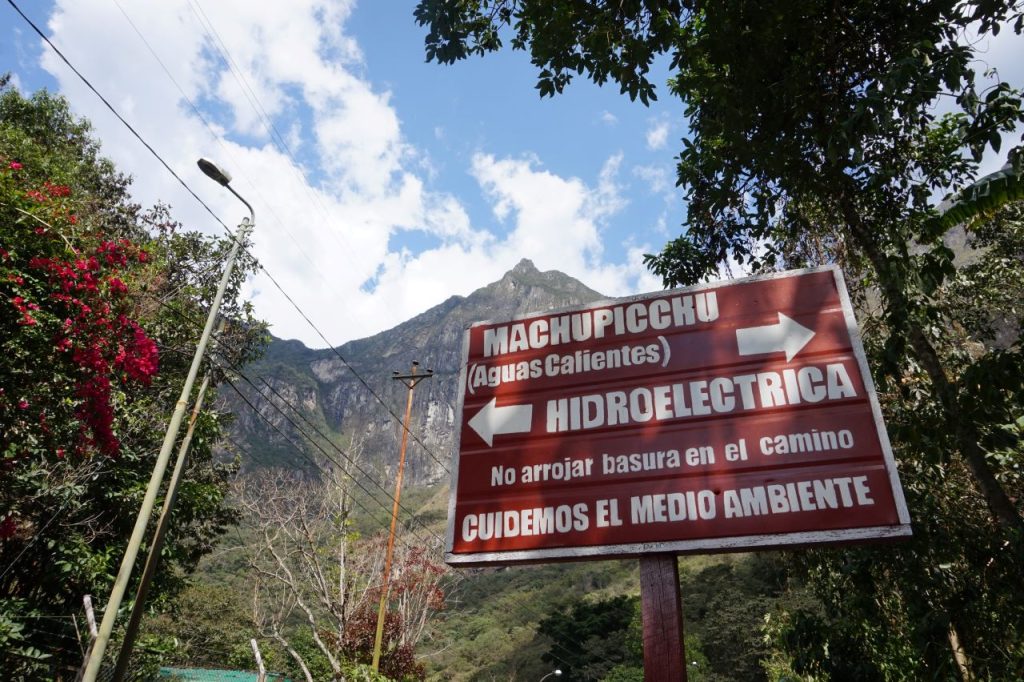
[468,398,533,447]
[736,312,816,362]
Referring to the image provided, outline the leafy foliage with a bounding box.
[415,0,682,104]
[0,83,266,675]
[415,1,1024,677]
[537,594,636,680]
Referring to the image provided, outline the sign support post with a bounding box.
[444,267,912,675]
[640,554,686,681]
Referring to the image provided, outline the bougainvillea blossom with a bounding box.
[2,163,159,458]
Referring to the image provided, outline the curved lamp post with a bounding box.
[81,159,254,681]
[539,670,563,681]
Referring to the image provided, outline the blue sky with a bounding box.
[2,1,1021,348]
[1,0,681,347]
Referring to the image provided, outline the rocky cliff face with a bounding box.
[224,259,606,484]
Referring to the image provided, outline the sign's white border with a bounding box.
[444,265,912,566]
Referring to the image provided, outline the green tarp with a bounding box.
[159,667,290,681]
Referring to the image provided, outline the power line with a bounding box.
[142,291,444,538]
[225,367,441,540]
[5,0,231,235]
[218,370,600,674]
[254,375,436,525]
[220,375,443,553]
[249,261,453,474]
[181,0,383,339]
[208,388,585,674]
[184,0,368,271]
[223,395,597,673]
[11,0,452,476]
[5,6,621,671]
[214,368,604,673]
[112,0,357,316]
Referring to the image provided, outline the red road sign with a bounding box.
[445,266,911,565]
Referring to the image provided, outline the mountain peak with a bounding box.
[229,258,607,482]
[511,258,539,275]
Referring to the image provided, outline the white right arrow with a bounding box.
[468,398,533,447]
[736,312,816,362]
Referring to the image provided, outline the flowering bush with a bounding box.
[0,84,266,677]
[1,158,158,469]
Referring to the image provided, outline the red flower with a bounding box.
[43,181,71,197]
[8,161,22,170]
[107,277,128,295]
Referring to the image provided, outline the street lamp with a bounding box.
[198,157,254,222]
[81,159,254,681]
[540,670,562,681]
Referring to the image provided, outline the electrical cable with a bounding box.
[5,4,633,670]
[11,0,453,476]
[252,374,440,535]
[220,375,444,553]
[140,290,444,539]
[224,367,441,541]
[184,0,368,273]
[5,0,231,235]
[217,392,597,674]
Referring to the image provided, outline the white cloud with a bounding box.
[626,245,665,293]
[34,0,661,347]
[470,152,614,267]
[645,116,670,150]
[633,164,671,194]
[600,110,618,125]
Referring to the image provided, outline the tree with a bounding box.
[416,0,1024,533]
[761,202,1024,680]
[235,466,447,681]
[414,1,1024,676]
[0,83,266,676]
[537,595,636,681]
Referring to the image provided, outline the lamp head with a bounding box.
[197,158,232,186]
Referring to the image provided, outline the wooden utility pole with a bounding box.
[371,362,433,672]
[640,554,687,681]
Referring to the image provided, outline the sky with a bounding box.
[1,1,1021,348]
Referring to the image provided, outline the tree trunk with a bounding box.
[947,621,973,682]
[272,629,314,682]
